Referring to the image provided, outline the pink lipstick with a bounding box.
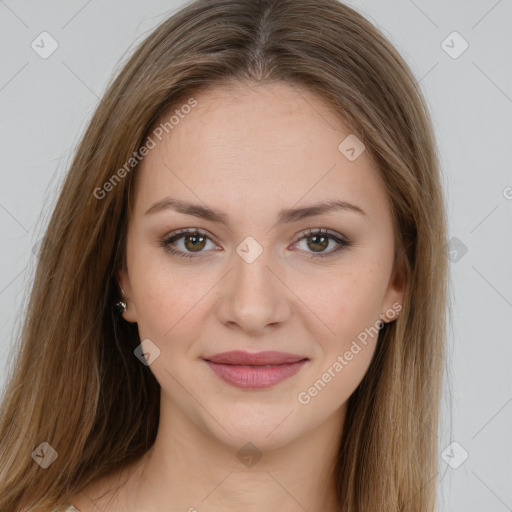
[203,350,308,389]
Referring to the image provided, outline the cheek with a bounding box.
[295,266,385,411]
[129,255,213,343]
[294,259,386,348]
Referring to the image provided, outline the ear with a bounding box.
[117,268,138,323]
[380,253,406,323]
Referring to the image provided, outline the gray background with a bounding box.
[0,1,510,510]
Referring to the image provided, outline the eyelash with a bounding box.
[160,228,352,260]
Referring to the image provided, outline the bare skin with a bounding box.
[70,80,404,512]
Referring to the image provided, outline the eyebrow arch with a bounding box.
[144,197,366,225]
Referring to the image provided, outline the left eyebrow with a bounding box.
[144,197,366,227]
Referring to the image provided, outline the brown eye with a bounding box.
[294,229,351,259]
[182,233,207,252]
[306,233,329,253]
[161,229,216,259]
[161,227,351,260]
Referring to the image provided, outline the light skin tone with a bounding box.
[71,80,405,512]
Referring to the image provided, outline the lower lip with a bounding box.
[204,359,308,389]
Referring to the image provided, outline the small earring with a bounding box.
[115,300,127,314]
[115,284,127,314]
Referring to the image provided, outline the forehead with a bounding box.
[133,81,388,220]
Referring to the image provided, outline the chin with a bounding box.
[202,406,303,453]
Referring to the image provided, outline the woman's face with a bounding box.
[119,80,404,450]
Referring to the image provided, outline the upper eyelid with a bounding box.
[164,227,219,245]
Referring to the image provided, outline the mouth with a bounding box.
[202,351,309,389]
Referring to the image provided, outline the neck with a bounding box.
[126,395,347,512]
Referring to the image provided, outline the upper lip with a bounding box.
[203,350,308,366]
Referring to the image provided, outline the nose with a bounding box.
[215,240,291,336]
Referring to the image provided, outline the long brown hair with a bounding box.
[0,1,449,510]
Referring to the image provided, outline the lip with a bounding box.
[204,350,307,365]
[203,351,309,389]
